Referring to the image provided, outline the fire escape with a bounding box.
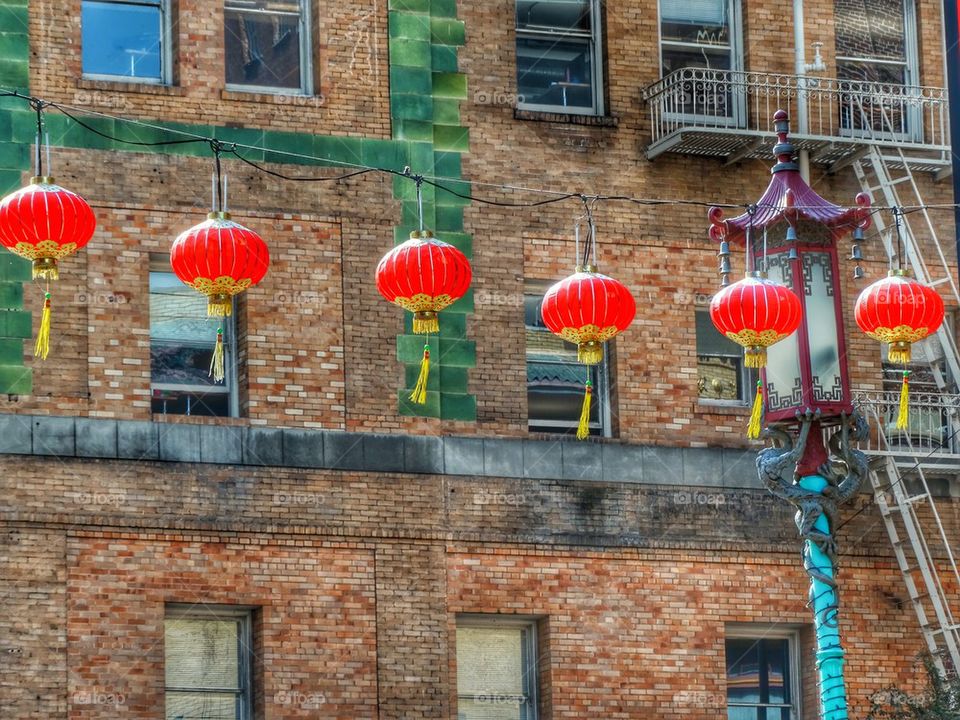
[642,68,960,674]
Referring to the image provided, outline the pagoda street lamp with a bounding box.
[708,111,873,720]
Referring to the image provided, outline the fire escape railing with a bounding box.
[642,69,950,152]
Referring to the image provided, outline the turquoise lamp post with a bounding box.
[708,111,872,720]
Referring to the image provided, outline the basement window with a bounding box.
[164,606,254,720]
[515,0,604,115]
[224,0,313,94]
[81,0,172,84]
[149,265,238,418]
[456,616,540,720]
[725,629,801,720]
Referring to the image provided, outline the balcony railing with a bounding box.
[642,69,950,164]
[853,390,960,467]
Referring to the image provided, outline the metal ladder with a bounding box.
[863,407,960,675]
[851,145,960,395]
[846,116,960,674]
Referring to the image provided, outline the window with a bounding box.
[525,291,609,436]
[515,0,604,115]
[164,606,253,720]
[224,0,312,94]
[456,617,539,720]
[81,0,171,84]
[835,0,919,138]
[150,266,238,417]
[725,630,799,720]
[696,309,753,404]
[658,0,742,120]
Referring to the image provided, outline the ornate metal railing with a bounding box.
[852,391,960,460]
[643,68,949,151]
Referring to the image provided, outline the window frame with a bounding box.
[164,604,255,720]
[223,0,314,96]
[656,0,744,126]
[524,289,612,437]
[834,0,921,142]
[695,307,753,407]
[80,0,173,85]
[515,0,605,116]
[149,265,240,418]
[725,624,802,720]
[455,614,540,720]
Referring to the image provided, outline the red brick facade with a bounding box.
[0,0,957,718]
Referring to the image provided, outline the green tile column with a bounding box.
[0,0,34,394]
[389,0,476,421]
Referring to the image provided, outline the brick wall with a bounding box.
[0,454,952,718]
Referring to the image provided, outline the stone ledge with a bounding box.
[0,413,766,489]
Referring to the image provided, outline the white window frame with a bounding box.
[224,0,314,96]
[695,307,753,407]
[164,604,255,720]
[835,0,921,142]
[525,290,612,437]
[656,0,744,127]
[515,0,605,116]
[725,624,802,720]
[80,0,173,85]
[149,267,240,419]
[455,615,540,720]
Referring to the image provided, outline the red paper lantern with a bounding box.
[855,269,944,364]
[540,267,636,365]
[170,211,270,317]
[0,176,96,280]
[375,230,472,334]
[709,272,803,369]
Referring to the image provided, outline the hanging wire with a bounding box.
[31,98,46,177]
[0,88,957,215]
[892,206,904,270]
[745,204,757,273]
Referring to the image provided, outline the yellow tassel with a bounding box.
[747,380,764,439]
[744,346,767,369]
[409,344,430,405]
[34,293,51,360]
[413,311,439,335]
[209,327,225,383]
[578,342,603,365]
[888,341,911,365]
[897,371,910,430]
[576,382,593,440]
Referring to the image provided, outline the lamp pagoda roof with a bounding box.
[708,110,871,244]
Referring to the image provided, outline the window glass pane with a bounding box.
[696,310,740,356]
[765,639,790,704]
[727,707,758,720]
[456,626,526,697]
[152,390,231,417]
[165,691,241,720]
[150,272,225,390]
[661,46,732,74]
[224,0,303,89]
[726,638,761,704]
[661,0,727,25]
[516,37,594,110]
[698,355,742,400]
[457,698,528,720]
[517,0,591,32]
[835,0,906,61]
[524,294,546,329]
[81,1,163,80]
[165,618,241,691]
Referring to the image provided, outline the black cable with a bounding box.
[230,147,378,183]
[54,104,206,148]
[421,176,580,208]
